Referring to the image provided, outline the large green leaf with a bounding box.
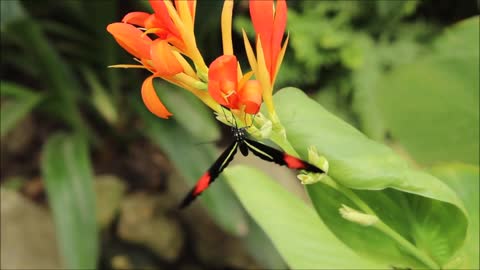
[273,88,468,268]
[376,17,479,165]
[0,81,43,138]
[243,216,287,269]
[225,165,385,269]
[429,163,480,269]
[135,101,247,236]
[41,133,98,269]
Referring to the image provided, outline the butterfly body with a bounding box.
[179,126,325,208]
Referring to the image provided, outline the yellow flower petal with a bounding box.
[242,29,257,74]
[221,0,234,55]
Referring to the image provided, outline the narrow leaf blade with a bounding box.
[0,81,43,138]
[41,133,98,269]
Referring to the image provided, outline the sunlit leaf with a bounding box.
[273,88,468,268]
[430,163,480,269]
[243,217,287,269]
[225,165,385,269]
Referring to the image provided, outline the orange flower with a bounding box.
[151,39,184,76]
[121,0,206,73]
[243,0,288,117]
[250,0,287,81]
[208,55,261,114]
[107,22,184,118]
[107,23,152,61]
[141,76,173,119]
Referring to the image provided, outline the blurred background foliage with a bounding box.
[0,0,478,269]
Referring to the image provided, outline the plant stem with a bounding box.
[335,184,440,269]
[375,221,440,269]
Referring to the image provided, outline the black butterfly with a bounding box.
[179,125,325,208]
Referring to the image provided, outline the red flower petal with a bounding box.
[122,12,151,27]
[151,39,183,76]
[239,80,262,114]
[250,0,274,73]
[149,0,181,38]
[208,55,239,109]
[141,76,173,119]
[107,23,152,60]
[271,0,287,74]
[145,13,163,29]
[250,0,287,78]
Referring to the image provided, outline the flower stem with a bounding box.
[375,221,440,269]
[328,180,440,269]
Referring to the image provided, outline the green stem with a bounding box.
[375,221,440,269]
[328,178,440,269]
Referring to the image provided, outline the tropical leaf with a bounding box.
[272,88,468,268]
[430,163,480,269]
[225,165,385,269]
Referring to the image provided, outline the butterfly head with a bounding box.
[232,127,247,142]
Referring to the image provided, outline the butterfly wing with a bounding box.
[244,139,324,173]
[179,141,239,208]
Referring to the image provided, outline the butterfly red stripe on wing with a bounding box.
[193,172,212,195]
[283,154,307,169]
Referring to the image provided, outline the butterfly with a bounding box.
[179,122,325,208]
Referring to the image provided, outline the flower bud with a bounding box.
[339,204,378,226]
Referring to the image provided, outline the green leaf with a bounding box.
[82,68,118,125]
[274,88,468,268]
[243,217,287,269]
[429,163,480,269]
[0,81,43,138]
[41,133,98,269]
[135,101,247,236]
[225,165,385,269]
[376,17,479,165]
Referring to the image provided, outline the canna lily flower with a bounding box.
[107,22,184,118]
[121,0,207,78]
[208,55,262,114]
[107,22,152,61]
[243,0,288,117]
[122,1,193,53]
